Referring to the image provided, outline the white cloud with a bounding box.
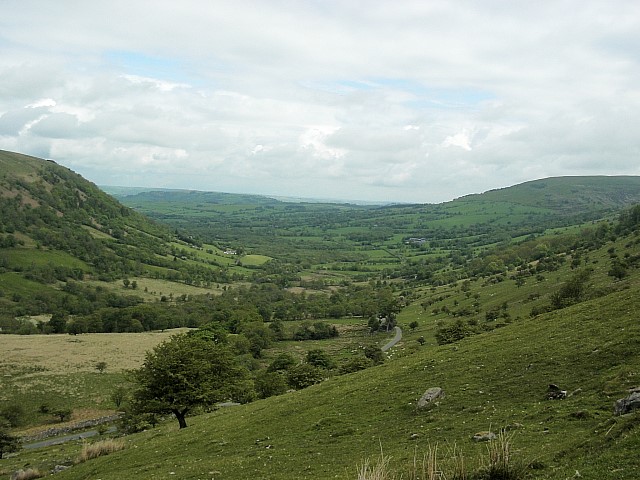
[0,0,639,202]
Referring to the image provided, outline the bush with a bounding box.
[111,386,128,409]
[364,345,385,365]
[0,427,20,459]
[338,356,374,374]
[306,349,336,369]
[287,364,325,389]
[254,371,288,399]
[1,404,25,427]
[267,353,296,372]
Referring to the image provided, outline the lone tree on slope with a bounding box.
[131,333,245,429]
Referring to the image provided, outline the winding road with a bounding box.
[381,326,402,351]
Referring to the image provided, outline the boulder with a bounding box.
[472,431,496,442]
[416,387,444,409]
[546,384,567,400]
[614,391,640,416]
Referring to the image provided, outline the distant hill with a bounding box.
[103,186,284,206]
[461,176,640,213]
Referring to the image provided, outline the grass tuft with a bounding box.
[10,469,44,480]
[476,430,526,480]
[357,445,397,480]
[76,438,125,464]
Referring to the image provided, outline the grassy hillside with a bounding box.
[22,275,638,479]
[0,150,252,329]
[2,217,639,479]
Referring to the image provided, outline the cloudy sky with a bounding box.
[1,1,639,203]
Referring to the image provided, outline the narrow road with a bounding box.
[381,326,402,351]
[22,427,117,450]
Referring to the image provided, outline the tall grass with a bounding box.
[10,469,44,480]
[476,430,526,480]
[359,435,525,480]
[76,438,125,464]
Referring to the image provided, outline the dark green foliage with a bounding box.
[286,363,325,389]
[293,321,338,340]
[267,353,296,372]
[111,386,128,409]
[337,356,374,374]
[254,371,288,399]
[363,345,385,365]
[131,333,247,428]
[435,319,474,345]
[0,426,20,459]
[51,408,72,422]
[550,268,592,310]
[305,349,336,369]
[0,404,24,427]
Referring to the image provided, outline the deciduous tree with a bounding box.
[131,333,245,429]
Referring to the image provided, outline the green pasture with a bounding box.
[0,248,89,271]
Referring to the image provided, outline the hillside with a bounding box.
[41,223,640,479]
[0,150,247,331]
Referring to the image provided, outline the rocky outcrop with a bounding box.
[614,391,640,416]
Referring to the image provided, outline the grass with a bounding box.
[8,468,44,480]
[0,330,188,432]
[1,219,638,478]
[76,439,125,463]
[3,281,631,479]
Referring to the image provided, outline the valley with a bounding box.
[1,150,639,479]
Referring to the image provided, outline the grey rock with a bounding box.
[546,384,567,400]
[614,391,640,416]
[416,387,444,409]
[472,431,496,442]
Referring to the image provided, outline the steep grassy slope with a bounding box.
[42,283,639,479]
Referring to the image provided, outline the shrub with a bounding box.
[287,363,325,389]
[364,345,385,365]
[475,431,526,480]
[306,349,336,369]
[0,427,21,459]
[111,386,128,409]
[338,356,374,374]
[76,438,125,463]
[357,451,396,480]
[51,408,72,422]
[267,353,296,372]
[254,371,288,399]
[1,404,25,427]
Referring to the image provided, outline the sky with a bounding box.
[1,1,639,204]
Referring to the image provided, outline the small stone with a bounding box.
[416,387,445,409]
[472,431,496,442]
